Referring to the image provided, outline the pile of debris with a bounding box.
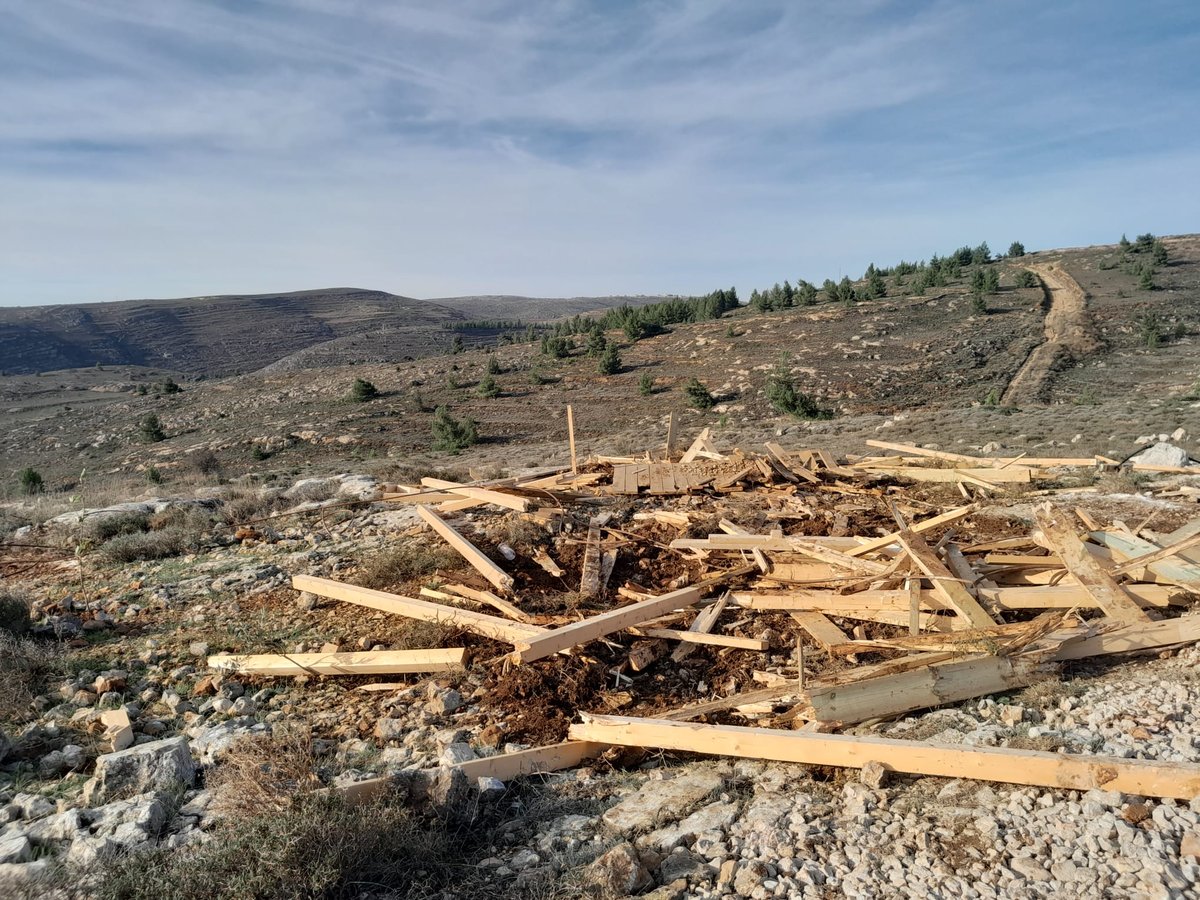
[210,426,1200,801]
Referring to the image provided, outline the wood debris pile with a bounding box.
[212,426,1200,800]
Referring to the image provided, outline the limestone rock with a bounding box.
[1130,442,1190,469]
[860,760,889,790]
[602,770,724,833]
[639,800,741,852]
[0,833,32,865]
[586,842,653,896]
[82,736,195,805]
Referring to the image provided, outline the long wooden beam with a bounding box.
[1110,530,1200,576]
[513,584,704,663]
[1090,530,1200,590]
[897,529,997,628]
[420,477,532,512]
[416,505,515,593]
[569,715,1200,800]
[208,648,467,676]
[1035,509,1150,622]
[1049,616,1200,660]
[292,574,542,645]
[859,465,1033,485]
[452,741,606,781]
[631,627,769,651]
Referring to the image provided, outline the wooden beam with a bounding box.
[1050,616,1200,660]
[579,516,604,598]
[420,478,531,512]
[789,611,851,655]
[671,592,728,662]
[513,584,704,663]
[844,505,976,558]
[665,411,676,461]
[1089,530,1200,592]
[1109,531,1200,577]
[679,428,712,464]
[442,584,532,624]
[569,715,1200,800]
[1035,508,1150,622]
[859,465,1033,485]
[292,575,542,645]
[631,627,768,651]
[416,505,515,593]
[897,530,997,628]
[451,741,607,781]
[208,648,467,676]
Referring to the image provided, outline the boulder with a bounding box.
[602,770,724,833]
[0,833,32,864]
[82,736,195,805]
[1130,442,1191,469]
[586,842,653,896]
[638,800,740,852]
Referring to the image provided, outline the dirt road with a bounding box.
[1000,263,1099,406]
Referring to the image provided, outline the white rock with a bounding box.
[82,736,196,805]
[1130,442,1190,468]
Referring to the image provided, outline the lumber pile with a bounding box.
[216,429,1200,799]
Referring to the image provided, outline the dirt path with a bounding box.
[1000,263,1099,406]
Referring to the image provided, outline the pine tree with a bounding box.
[586,328,607,357]
[348,378,379,402]
[598,345,621,375]
[476,373,500,398]
[638,373,654,396]
[683,378,715,409]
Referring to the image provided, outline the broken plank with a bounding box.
[671,593,729,663]
[789,611,851,656]
[1049,616,1200,660]
[1089,530,1200,592]
[514,584,704,663]
[442,584,532,624]
[292,575,542,645]
[679,428,712,464]
[420,477,532,512]
[897,529,997,629]
[579,517,604,598]
[416,505,515,593]
[208,648,467,676]
[569,715,1200,800]
[1035,508,1151,622]
[452,741,608,781]
[632,628,769,651]
[1109,531,1200,577]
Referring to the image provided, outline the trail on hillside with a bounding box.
[1000,263,1099,406]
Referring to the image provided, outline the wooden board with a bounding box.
[420,478,532,511]
[208,648,467,676]
[860,465,1034,484]
[416,505,515,593]
[452,741,607,781]
[633,628,768,651]
[1034,509,1150,622]
[845,505,976,558]
[897,529,997,628]
[514,584,704,663]
[1050,616,1200,660]
[569,715,1200,800]
[292,575,542,645]
[579,517,604,598]
[789,611,850,654]
[1089,530,1200,590]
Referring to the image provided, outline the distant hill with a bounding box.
[0,289,670,376]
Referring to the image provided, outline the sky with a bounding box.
[1,0,1198,307]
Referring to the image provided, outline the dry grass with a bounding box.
[206,730,324,820]
[355,542,461,590]
[0,630,57,724]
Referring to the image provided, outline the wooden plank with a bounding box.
[789,611,850,653]
[634,628,768,651]
[764,443,819,484]
[671,593,728,663]
[1050,616,1200,660]
[442,584,532,624]
[208,648,467,676]
[514,584,705,663]
[579,517,604,598]
[679,428,711,465]
[1035,508,1150,622]
[416,505,515,593]
[1109,531,1200,576]
[1089,530,1200,591]
[452,741,607,781]
[860,465,1032,485]
[292,575,542,645]
[569,715,1200,800]
[845,505,976,558]
[665,411,677,461]
[420,478,531,512]
[979,584,1174,610]
[897,529,997,628]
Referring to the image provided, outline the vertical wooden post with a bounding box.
[567,405,577,474]
[665,411,677,461]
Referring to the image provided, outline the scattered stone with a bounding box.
[83,736,196,805]
[859,760,889,790]
[602,770,724,832]
[586,842,653,896]
[0,833,32,865]
[1180,830,1200,859]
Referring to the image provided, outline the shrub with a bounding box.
[683,378,715,410]
[86,511,151,544]
[431,406,479,452]
[192,450,221,476]
[451,334,464,354]
[1119,233,1131,250]
[540,335,571,359]
[0,590,30,637]
[1016,270,1038,288]
[1152,240,1169,266]
[638,373,654,396]
[99,527,198,563]
[250,445,270,461]
[0,628,55,723]
[486,355,502,375]
[146,466,165,484]
[18,467,44,496]
[970,295,988,315]
[348,378,379,402]
[766,368,832,420]
[1008,241,1026,258]
[597,345,621,375]
[1136,313,1163,349]
[157,377,182,395]
[139,413,166,443]
[1138,267,1156,291]
[476,374,500,398]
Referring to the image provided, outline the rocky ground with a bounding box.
[2,456,1200,898]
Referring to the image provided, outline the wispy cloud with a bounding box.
[1,0,1198,304]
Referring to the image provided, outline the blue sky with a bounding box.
[1,0,1198,306]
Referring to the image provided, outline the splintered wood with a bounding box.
[224,432,1200,800]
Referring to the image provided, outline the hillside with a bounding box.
[2,234,1198,499]
[0,289,671,377]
